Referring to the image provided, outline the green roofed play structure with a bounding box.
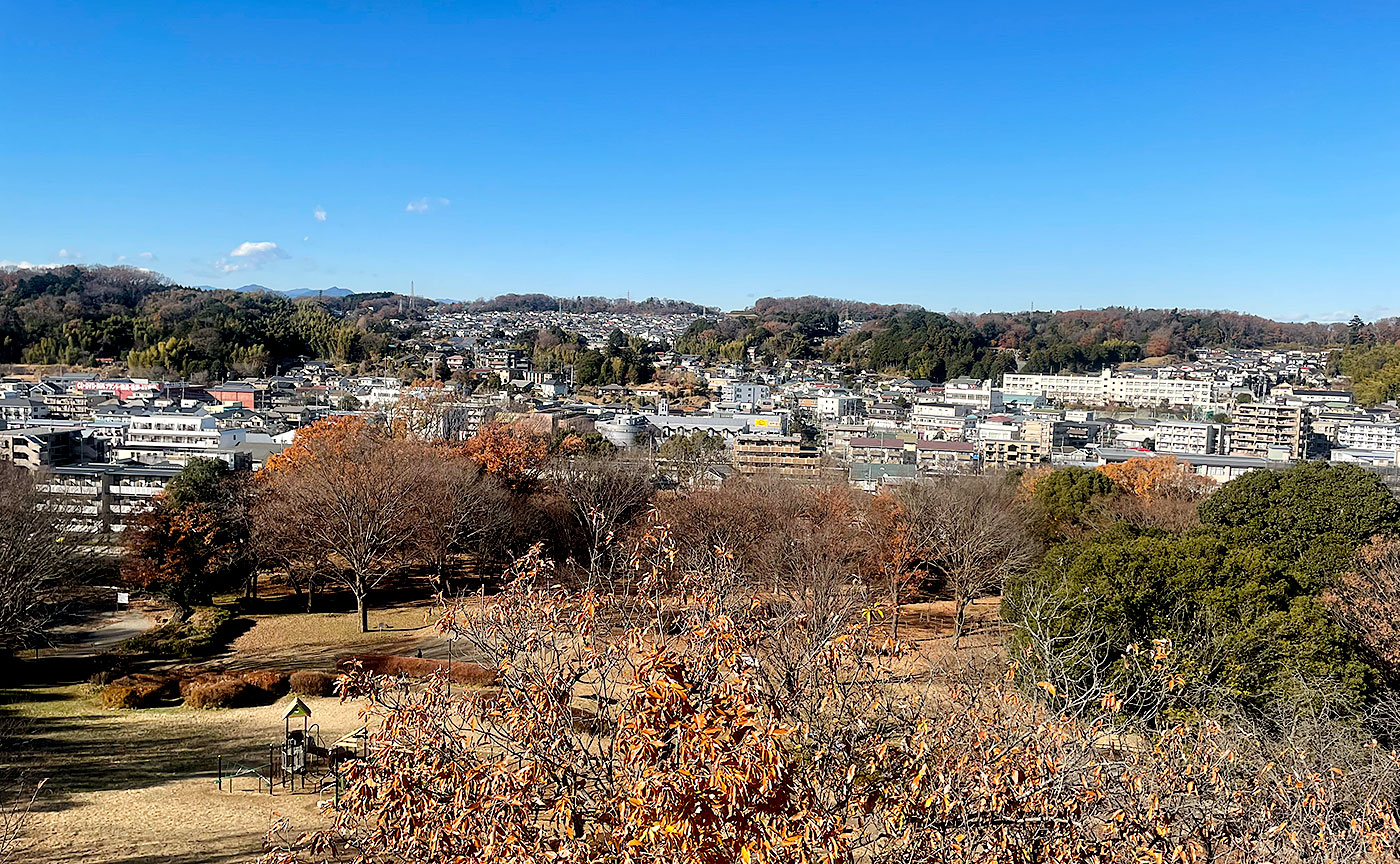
[215,695,368,804]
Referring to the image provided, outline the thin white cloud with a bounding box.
[116,255,127,263]
[139,251,156,261]
[0,260,37,269]
[215,240,289,273]
[58,248,81,260]
[303,235,310,242]
[406,196,450,213]
[314,206,327,222]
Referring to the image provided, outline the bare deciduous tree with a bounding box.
[254,418,444,632]
[554,453,654,585]
[897,474,1039,648]
[0,464,81,654]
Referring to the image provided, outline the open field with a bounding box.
[4,684,364,864]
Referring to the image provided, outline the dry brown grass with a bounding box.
[222,600,449,671]
[6,685,368,863]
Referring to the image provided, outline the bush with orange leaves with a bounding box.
[265,514,1400,864]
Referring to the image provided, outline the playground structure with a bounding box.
[215,697,368,804]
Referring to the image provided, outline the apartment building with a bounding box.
[1337,422,1400,452]
[36,462,183,536]
[716,381,772,407]
[0,396,49,423]
[979,420,1052,469]
[915,440,978,476]
[0,426,84,470]
[733,434,821,479]
[1003,368,1218,409]
[29,381,99,419]
[845,437,913,464]
[1228,402,1307,460]
[911,402,972,439]
[942,378,1004,412]
[112,408,248,466]
[1153,421,1221,455]
[815,394,863,420]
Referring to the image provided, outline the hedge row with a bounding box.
[98,667,339,709]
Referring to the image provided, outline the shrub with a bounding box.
[122,606,240,658]
[342,655,498,686]
[239,670,290,698]
[185,678,256,709]
[99,674,178,709]
[288,670,338,697]
[178,671,226,697]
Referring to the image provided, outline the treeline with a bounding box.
[453,293,706,315]
[671,297,1362,381]
[513,325,656,387]
[827,309,1021,381]
[1338,344,1400,406]
[0,266,397,378]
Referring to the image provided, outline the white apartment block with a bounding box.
[1153,421,1220,455]
[942,378,1004,412]
[1003,368,1219,409]
[816,394,863,420]
[1337,422,1400,452]
[717,381,772,407]
[113,409,246,465]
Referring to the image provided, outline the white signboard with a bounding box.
[116,592,130,606]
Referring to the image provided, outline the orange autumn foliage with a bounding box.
[460,420,553,490]
[1097,454,1214,502]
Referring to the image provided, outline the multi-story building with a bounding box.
[1337,422,1400,453]
[29,381,99,420]
[478,347,531,372]
[207,381,271,410]
[717,381,772,407]
[0,426,84,470]
[1003,369,1218,410]
[942,378,1004,412]
[845,437,913,464]
[1153,421,1221,455]
[733,434,821,479]
[1229,403,1307,460]
[915,440,978,476]
[36,462,184,536]
[910,402,971,439]
[113,408,248,466]
[978,420,1051,469]
[815,394,863,420]
[0,396,49,423]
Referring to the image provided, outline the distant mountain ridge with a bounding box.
[197,283,355,298]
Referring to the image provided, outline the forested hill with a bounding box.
[452,293,707,314]
[835,306,1355,377]
[0,266,404,378]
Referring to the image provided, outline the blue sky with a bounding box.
[2,1,1398,320]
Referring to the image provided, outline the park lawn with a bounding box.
[3,681,367,864]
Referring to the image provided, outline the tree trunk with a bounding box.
[357,591,369,633]
[888,579,900,643]
[952,596,967,650]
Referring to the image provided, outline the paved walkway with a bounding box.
[46,603,160,657]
